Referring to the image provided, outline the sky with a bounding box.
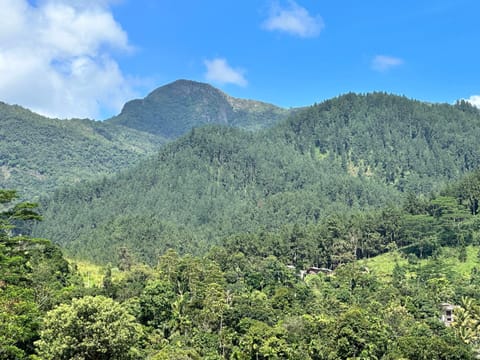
[0,0,479,119]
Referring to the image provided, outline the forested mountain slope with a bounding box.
[0,102,165,198]
[107,79,291,138]
[35,125,396,263]
[276,93,480,192]
[34,93,480,264]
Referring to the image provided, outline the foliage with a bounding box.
[35,295,143,360]
[0,286,40,359]
[0,190,79,358]
[0,101,165,199]
[3,185,480,358]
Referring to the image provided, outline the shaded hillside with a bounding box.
[107,79,290,138]
[33,93,480,264]
[0,102,165,198]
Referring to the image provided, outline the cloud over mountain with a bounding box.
[204,58,247,87]
[262,1,324,38]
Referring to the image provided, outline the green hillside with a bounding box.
[107,79,291,138]
[0,102,166,199]
[276,93,480,192]
[33,93,480,264]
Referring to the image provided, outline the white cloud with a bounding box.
[465,95,480,108]
[263,1,324,38]
[372,55,404,72]
[0,0,135,119]
[204,58,247,87]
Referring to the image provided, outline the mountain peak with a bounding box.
[107,79,289,138]
[150,79,220,97]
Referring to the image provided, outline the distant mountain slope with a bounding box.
[0,102,165,198]
[33,93,480,264]
[107,79,291,138]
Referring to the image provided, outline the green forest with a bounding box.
[3,171,480,358]
[0,102,165,199]
[3,85,480,359]
[34,93,480,264]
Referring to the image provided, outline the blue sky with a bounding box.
[1,0,479,119]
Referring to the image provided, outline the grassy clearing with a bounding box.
[68,258,125,288]
[440,245,480,276]
[360,245,480,280]
[359,251,407,278]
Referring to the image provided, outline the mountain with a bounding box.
[0,102,165,198]
[0,80,291,198]
[107,79,291,138]
[33,93,480,264]
[278,93,480,192]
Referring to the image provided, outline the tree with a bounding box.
[0,190,44,286]
[139,280,176,336]
[102,266,116,298]
[332,307,389,359]
[235,320,291,360]
[35,295,143,360]
[457,170,480,216]
[150,346,200,360]
[0,190,54,358]
[118,246,134,271]
[0,286,40,359]
[459,245,468,263]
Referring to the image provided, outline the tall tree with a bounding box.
[35,296,143,360]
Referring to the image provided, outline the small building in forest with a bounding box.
[440,303,455,326]
[287,264,333,279]
[298,266,333,279]
[306,266,333,275]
